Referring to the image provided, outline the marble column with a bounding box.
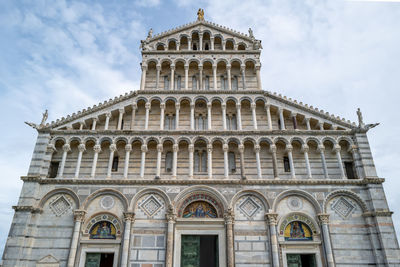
[160,103,165,130]
[266,213,280,267]
[104,112,112,130]
[67,210,86,267]
[79,121,84,130]
[236,103,242,130]
[223,143,229,178]
[225,208,235,267]
[239,144,246,179]
[270,144,279,178]
[145,102,150,130]
[348,145,362,178]
[74,144,86,178]
[140,65,147,90]
[266,104,273,130]
[58,144,71,178]
[184,65,189,90]
[172,144,178,179]
[318,214,335,267]
[302,145,312,178]
[227,65,232,90]
[222,103,227,130]
[210,37,214,50]
[188,37,192,51]
[286,145,296,179]
[106,143,117,178]
[256,65,262,90]
[304,117,311,130]
[254,145,262,179]
[278,108,285,130]
[241,65,246,90]
[251,102,258,130]
[213,65,217,90]
[91,117,98,130]
[130,103,137,130]
[319,121,324,130]
[318,145,329,178]
[222,40,226,50]
[292,113,298,130]
[170,65,175,90]
[207,103,212,130]
[156,144,163,179]
[175,103,180,129]
[165,208,176,267]
[189,144,194,178]
[123,144,131,179]
[199,65,203,90]
[90,144,101,178]
[199,33,203,50]
[117,108,124,130]
[334,145,346,179]
[176,41,180,51]
[121,212,135,267]
[156,65,161,89]
[190,103,195,130]
[207,144,213,179]
[140,145,147,178]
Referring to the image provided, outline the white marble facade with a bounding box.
[2,12,400,267]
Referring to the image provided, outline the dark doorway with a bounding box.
[287,254,316,267]
[181,235,218,267]
[85,253,114,267]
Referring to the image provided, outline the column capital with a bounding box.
[119,108,125,114]
[236,103,241,109]
[160,103,165,109]
[109,144,117,152]
[73,210,86,222]
[166,204,177,222]
[255,64,261,70]
[78,143,86,152]
[199,64,203,70]
[226,64,231,70]
[224,208,235,224]
[123,212,136,222]
[265,103,271,109]
[333,144,341,153]
[173,144,179,152]
[141,145,148,153]
[223,144,229,152]
[141,65,148,71]
[278,107,284,114]
[207,144,213,152]
[317,145,325,153]
[207,102,212,109]
[212,64,217,70]
[47,144,56,153]
[348,145,358,153]
[132,102,137,110]
[221,103,226,109]
[254,145,260,153]
[251,102,256,109]
[238,144,244,153]
[269,144,277,153]
[265,212,278,225]
[285,145,293,152]
[62,144,71,152]
[157,144,163,152]
[175,103,180,110]
[93,144,102,153]
[170,64,175,70]
[301,144,309,153]
[190,103,195,109]
[184,64,189,70]
[145,102,151,109]
[304,116,311,122]
[291,112,297,117]
[125,144,132,152]
[156,64,161,70]
[318,213,330,224]
[105,112,112,118]
[240,64,246,71]
[79,121,86,127]
[92,117,98,122]
[188,144,194,152]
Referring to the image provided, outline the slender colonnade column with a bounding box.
[156,65,161,89]
[106,143,117,178]
[222,103,227,130]
[207,103,212,130]
[120,212,135,267]
[104,112,112,130]
[254,145,262,179]
[190,103,195,130]
[227,65,232,90]
[140,144,147,178]
[117,108,124,130]
[236,103,242,130]
[91,144,101,178]
[256,65,262,90]
[207,144,213,179]
[266,104,272,130]
[67,210,86,267]
[305,117,311,130]
[175,103,180,129]
[144,103,150,130]
[318,214,335,267]
[130,103,137,130]
[334,145,346,179]
[199,65,203,90]
[184,65,189,90]
[302,144,312,178]
[239,144,246,179]
[223,144,229,179]
[58,144,71,178]
[318,145,329,178]
[241,65,246,90]
[140,65,147,90]
[123,144,131,179]
[170,65,175,90]
[251,103,258,130]
[286,145,296,179]
[266,213,280,267]
[165,207,176,267]
[91,118,98,130]
[74,143,86,178]
[270,144,278,178]
[292,112,298,130]
[160,103,165,130]
[225,208,235,267]
[156,144,163,179]
[213,65,217,90]
[278,108,285,130]
[189,144,194,178]
[172,144,178,179]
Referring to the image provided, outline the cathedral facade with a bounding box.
[2,12,400,267]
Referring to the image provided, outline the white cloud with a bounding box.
[135,0,161,7]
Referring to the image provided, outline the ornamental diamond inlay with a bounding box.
[332,197,355,219]
[49,195,71,216]
[140,195,162,217]
[239,197,261,218]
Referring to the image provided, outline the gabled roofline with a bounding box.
[148,20,254,42]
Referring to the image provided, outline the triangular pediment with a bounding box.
[36,254,59,264]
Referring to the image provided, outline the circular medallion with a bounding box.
[287,196,303,211]
[100,196,115,210]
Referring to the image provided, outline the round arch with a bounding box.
[323,190,368,213]
[38,188,80,209]
[81,188,129,211]
[130,187,171,211]
[272,189,322,214]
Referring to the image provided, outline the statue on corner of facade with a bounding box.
[25,109,49,130]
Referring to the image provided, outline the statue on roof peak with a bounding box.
[25,109,49,130]
[356,108,379,132]
[197,8,204,21]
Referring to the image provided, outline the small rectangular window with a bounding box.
[112,156,119,172]
[48,162,59,178]
[121,119,124,130]
[283,156,290,172]
[228,152,236,173]
[176,75,181,90]
[232,114,237,130]
[344,161,356,179]
[205,76,210,90]
[232,76,238,91]
[164,76,169,90]
[165,152,173,173]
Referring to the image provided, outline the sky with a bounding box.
[1,0,400,256]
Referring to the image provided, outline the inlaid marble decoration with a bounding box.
[49,195,71,216]
[100,195,115,210]
[238,196,261,219]
[139,195,163,218]
[332,197,356,219]
[287,196,303,211]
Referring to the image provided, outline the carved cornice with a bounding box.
[20,176,385,186]
[363,210,394,217]
[12,205,42,213]
[143,50,261,55]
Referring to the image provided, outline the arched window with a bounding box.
[112,156,119,172]
[192,76,197,90]
[165,152,173,173]
[164,114,176,130]
[193,43,197,50]
[89,221,117,239]
[205,76,210,90]
[194,150,207,173]
[226,114,237,130]
[232,76,238,91]
[220,76,227,90]
[205,43,209,50]
[195,115,207,130]
[228,152,236,173]
[176,75,181,90]
[164,76,169,90]
[283,156,290,172]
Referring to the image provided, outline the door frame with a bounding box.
[78,241,120,267]
[173,218,226,267]
[280,241,323,267]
